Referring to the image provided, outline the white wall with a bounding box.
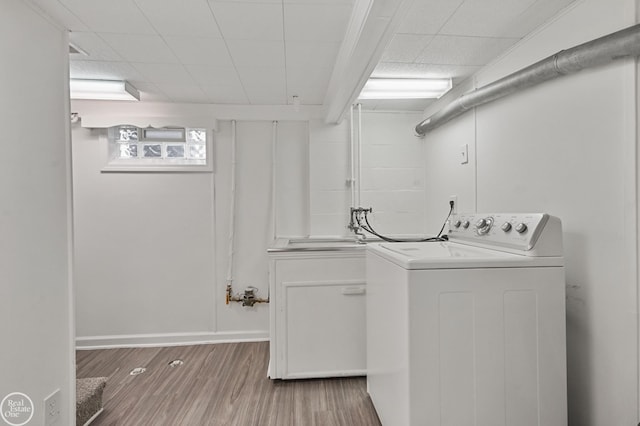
[0,0,74,424]
[72,125,218,341]
[72,107,428,346]
[309,119,352,236]
[422,0,638,424]
[360,111,427,236]
[213,121,274,334]
[308,112,429,238]
[423,111,477,230]
[73,119,310,346]
[276,122,309,237]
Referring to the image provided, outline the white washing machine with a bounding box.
[366,213,567,426]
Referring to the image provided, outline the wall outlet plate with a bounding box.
[449,195,458,214]
[44,389,60,426]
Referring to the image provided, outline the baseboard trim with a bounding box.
[76,330,269,350]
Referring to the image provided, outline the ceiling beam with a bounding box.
[322,0,414,123]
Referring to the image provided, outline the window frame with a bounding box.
[101,125,214,173]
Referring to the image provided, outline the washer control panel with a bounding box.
[448,213,561,254]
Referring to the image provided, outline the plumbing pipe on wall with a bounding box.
[349,104,363,208]
[357,103,363,208]
[225,120,270,307]
[271,121,278,242]
[349,105,357,207]
[415,23,640,136]
[225,120,237,304]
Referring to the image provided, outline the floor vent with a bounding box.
[129,367,146,376]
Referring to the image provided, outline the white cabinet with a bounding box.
[268,249,366,379]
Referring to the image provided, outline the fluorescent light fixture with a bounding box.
[358,78,452,100]
[70,79,140,101]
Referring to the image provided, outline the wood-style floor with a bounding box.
[76,342,382,426]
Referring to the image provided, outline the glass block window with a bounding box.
[118,127,138,141]
[142,144,162,158]
[189,144,206,159]
[166,145,185,158]
[119,143,138,158]
[104,125,212,172]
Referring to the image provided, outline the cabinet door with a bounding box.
[283,280,366,378]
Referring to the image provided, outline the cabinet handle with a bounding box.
[341,287,366,295]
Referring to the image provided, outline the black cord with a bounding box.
[354,202,454,243]
[436,201,455,238]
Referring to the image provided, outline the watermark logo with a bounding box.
[1,393,34,426]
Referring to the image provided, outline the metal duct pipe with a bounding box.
[415,23,640,136]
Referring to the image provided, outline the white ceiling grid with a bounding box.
[56,0,354,105]
[365,0,576,110]
[376,0,576,81]
[34,0,576,109]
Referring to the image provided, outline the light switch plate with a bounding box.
[460,144,468,164]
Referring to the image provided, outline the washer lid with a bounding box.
[367,242,563,270]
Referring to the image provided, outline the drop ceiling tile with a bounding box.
[284,0,354,4]
[285,41,341,69]
[69,32,123,61]
[237,67,287,104]
[132,62,195,84]
[29,0,89,31]
[503,0,576,38]
[396,0,463,35]
[287,71,333,104]
[58,0,156,34]
[208,2,283,41]
[371,62,481,81]
[211,0,353,3]
[69,60,146,81]
[285,85,327,105]
[284,3,352,42]
[415,35,519,66]
[226,40,285,68]
[209,0,280,3]
[134,0,222,37]
[156,83,210,103]
[287,64,332,90]
[286,63,333,104]
[202,84,249,104]
[164,36,233,66]
[380,34,434,63]
[440,0,538,38]
[100,33,180,63]
[185,64,242,87]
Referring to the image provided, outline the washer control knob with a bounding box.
[476,217,493,234]
[462,221,470,229]
[515,223,528,234]
[453,220,462,228]
[501,222,512,232]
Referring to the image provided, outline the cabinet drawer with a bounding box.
[275,257,366,282]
